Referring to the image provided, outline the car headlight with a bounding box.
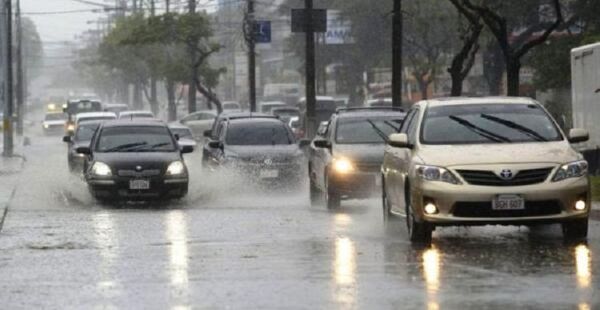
[43,124,49,129]
[332,157,354,174]
[91,162,112,177]
[166,161,186,176]
[552,160,588,182]
[415,165,461,184]
[66,124,75,132]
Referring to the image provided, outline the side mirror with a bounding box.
[208,140,223,150]
[568,128,589,143]
[62,136,72,143]
[203,130,212,138]
[313,139,331,149]
[388,133,412,148]
[174,134,180,141]
[299,139,311,148]
[181,145,194,154]
[76,146,91,155]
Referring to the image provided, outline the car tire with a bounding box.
[324,173,340,210]
[405,186,432,244]
[562,218,588,241]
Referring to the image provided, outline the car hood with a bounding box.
[93,152,182,171]
[333,144,386,164]
[417,141,580,167]
[225,145,302,160]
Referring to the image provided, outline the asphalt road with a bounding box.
[0,124,598,309]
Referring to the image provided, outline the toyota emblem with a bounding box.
[499,169,514,180]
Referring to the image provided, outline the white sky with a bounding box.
[22,0,99,43]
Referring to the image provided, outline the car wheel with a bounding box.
[562,218,588,241]
[309,178,321,206]
[405,186,432,244]
[324,174,340,210]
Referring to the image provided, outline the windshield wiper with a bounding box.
[448,115,511,143]
[480,114,547,142]
[104,142,147,152]
[366,119,390,143]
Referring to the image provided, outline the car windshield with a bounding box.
[170,128,193,139]
[45,113,66,121]
[74,123,99,141]
[336,116,403,144]
[422,104,562,144]
[96,126,176,152]
[226,122,293,146]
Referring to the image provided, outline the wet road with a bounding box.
[0,125,599,309]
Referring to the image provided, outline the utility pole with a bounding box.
[15,0,23,136]
[247,0,257,112]
[149,0,158,115]
[187,0,197,113]
[392,0,403,109]
[304,0,317,138]
[2,0,14,157]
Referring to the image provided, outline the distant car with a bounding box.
[259,101,287,114]
[76,120,193,202]
[204,117,308,188]
[103,103,129,116]
[272,107,300,124]
[168,123,197,151]
[118,110,155,120]
[63,120,102,173]
[382,97,590,243]
[179,110,217,140]
[42,112,67,135]
[366,98,393,107]
[70,112,117,135]
[202,112,278,167]
[309,108,406,209]
[222,101,242,112]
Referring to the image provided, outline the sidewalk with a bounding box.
[0,141,27,231]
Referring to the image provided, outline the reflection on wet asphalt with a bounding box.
[0,130,598,309]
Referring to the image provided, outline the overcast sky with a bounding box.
[22,0,99,43]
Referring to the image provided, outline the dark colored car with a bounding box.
[308,108,406,209]
[75,120,194,201]
[63,120,102,173]
[201,112,277,167]
[204,118,308,188]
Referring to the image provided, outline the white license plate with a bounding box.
[492,195,525,210]
[129,179,150,190]
[260,169,279,179]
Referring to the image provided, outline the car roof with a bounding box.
[120,110,154,114]
[228,117,285,126]
[101,120,167,128]
[187,110,217,116]
[218,111,276,119]
[422,96,538,107]
[76,112,117,119]
[77,120,104,126]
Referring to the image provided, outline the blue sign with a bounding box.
[254,21,271,44]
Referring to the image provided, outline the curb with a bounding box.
[0,188,16,233]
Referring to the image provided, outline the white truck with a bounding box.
[571,42,600,148]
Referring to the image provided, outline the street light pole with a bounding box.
[247,0,257,112]
[16,0,24,136]
[304,0,317,138]
[392,0,403,109]
[2,0,14,157]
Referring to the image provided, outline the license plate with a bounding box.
[260,169,279,179]
[129,179,150,190]
[492,195,525,210]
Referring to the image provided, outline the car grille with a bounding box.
[452,201,562,218]
[117,169,161,177]
[456,168,553,186]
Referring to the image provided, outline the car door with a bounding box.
[386,108,418,213]
[206,121,226,168]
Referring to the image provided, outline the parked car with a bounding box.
[204,117,308,188]
[42,112,67,135]
[259,101,287,114]
[309,108,406,209]
[222,101,242,112]
[179,110,217,140]
[76,120,193,202]
[366,98,393,108]
[118,110,155,120]
[63,120,102,173]
[382,97,590,243]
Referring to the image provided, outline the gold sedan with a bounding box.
[382,97,590,244]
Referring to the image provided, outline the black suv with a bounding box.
[308,108,405,209]
[75,120,194,202]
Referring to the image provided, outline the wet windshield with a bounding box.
[96,126,176,152]
[226,122,293,146]
[74,123,99,141]
[336,117,403,144]
[422,104,562,144]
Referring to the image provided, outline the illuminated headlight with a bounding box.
[66,124,75,132]
[43,123,49,129]
[575,200,586,211]
[332,157,354,174]
[166,161,186,176]
[91,162,112,177]
[416,165,461,184]
[424,203,438,215]
[552,160,588,182]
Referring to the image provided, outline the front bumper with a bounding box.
[223,161,304,186]
[87,176,188,200]
[411,176,590,225]
[328,170,380,199]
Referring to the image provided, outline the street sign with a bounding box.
[254,20,271,44]
[291,9,327,33]
[326,10,354,45]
